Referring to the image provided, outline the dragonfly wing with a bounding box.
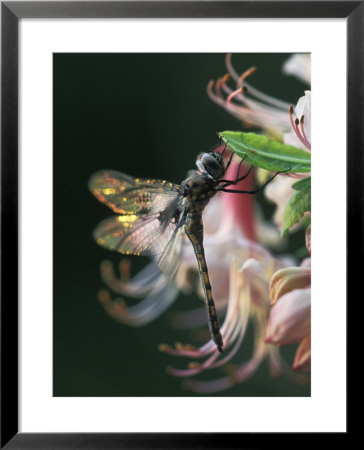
[93,212,185,280]
[89,169,180,215]
[157,217,186,278]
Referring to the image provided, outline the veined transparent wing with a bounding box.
[90,170,186,278]
[89,169,180,215]
[93,213,185,278]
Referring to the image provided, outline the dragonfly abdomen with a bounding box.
[185,213,223,353]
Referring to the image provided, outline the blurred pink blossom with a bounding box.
[265,228,311,371]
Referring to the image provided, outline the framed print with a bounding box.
[1,1,358,448]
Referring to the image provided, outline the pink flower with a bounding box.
[208,54,311,233]
[265,286,311,346]
[161,253,288,393]
[265,228,311,371]
[207,54,292,139]
[265,286,311,371]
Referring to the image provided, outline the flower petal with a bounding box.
[293,335,311,371]
[264,176,296,230]
[283,54,311,85]
[265,288,311,345]
[270,266,311,306]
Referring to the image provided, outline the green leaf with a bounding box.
[282,188,311,236]
[219,131,311,173]
[292,176,311,191]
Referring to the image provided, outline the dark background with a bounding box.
[54,53,310,396]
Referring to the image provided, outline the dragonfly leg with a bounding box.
[220,140,228,157]
[224,150,234,172]
[217,170,282,194]
[218,156,255,187]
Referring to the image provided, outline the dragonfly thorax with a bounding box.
[196,152,225,181]
[180,173,216,207]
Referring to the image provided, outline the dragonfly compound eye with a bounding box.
[196,152,225,180]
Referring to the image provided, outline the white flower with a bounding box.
[283,53,311,85]
[264,176,296,230]
[284,90,311,150]
[162,246,288,393]
[265,91,311,231]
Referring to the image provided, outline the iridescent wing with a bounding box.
[89,169,180,216]
[90,170,185,278]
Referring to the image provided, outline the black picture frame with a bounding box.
[1,1,358,448]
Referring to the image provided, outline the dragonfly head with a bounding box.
[196,152,225,181]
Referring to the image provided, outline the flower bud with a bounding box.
[265,288,311,346]
[269,267,311,306]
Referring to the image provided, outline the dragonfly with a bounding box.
[89,148,279,353]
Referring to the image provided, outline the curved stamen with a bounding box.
[119,258,131,282]
[226,85,248,104]
[225,53,240,81]
[226,54,291,110]
[159,341,215,358]
[183,344,267,393]
[300,116,311,150]
[209,317,248,369]
[244,82,291,110]
[289,106,311,150]
[166,350,219,377]
[100,260,165,297]
[237,67,257,86]
[99,282,179,326]
[210,70,290,131]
